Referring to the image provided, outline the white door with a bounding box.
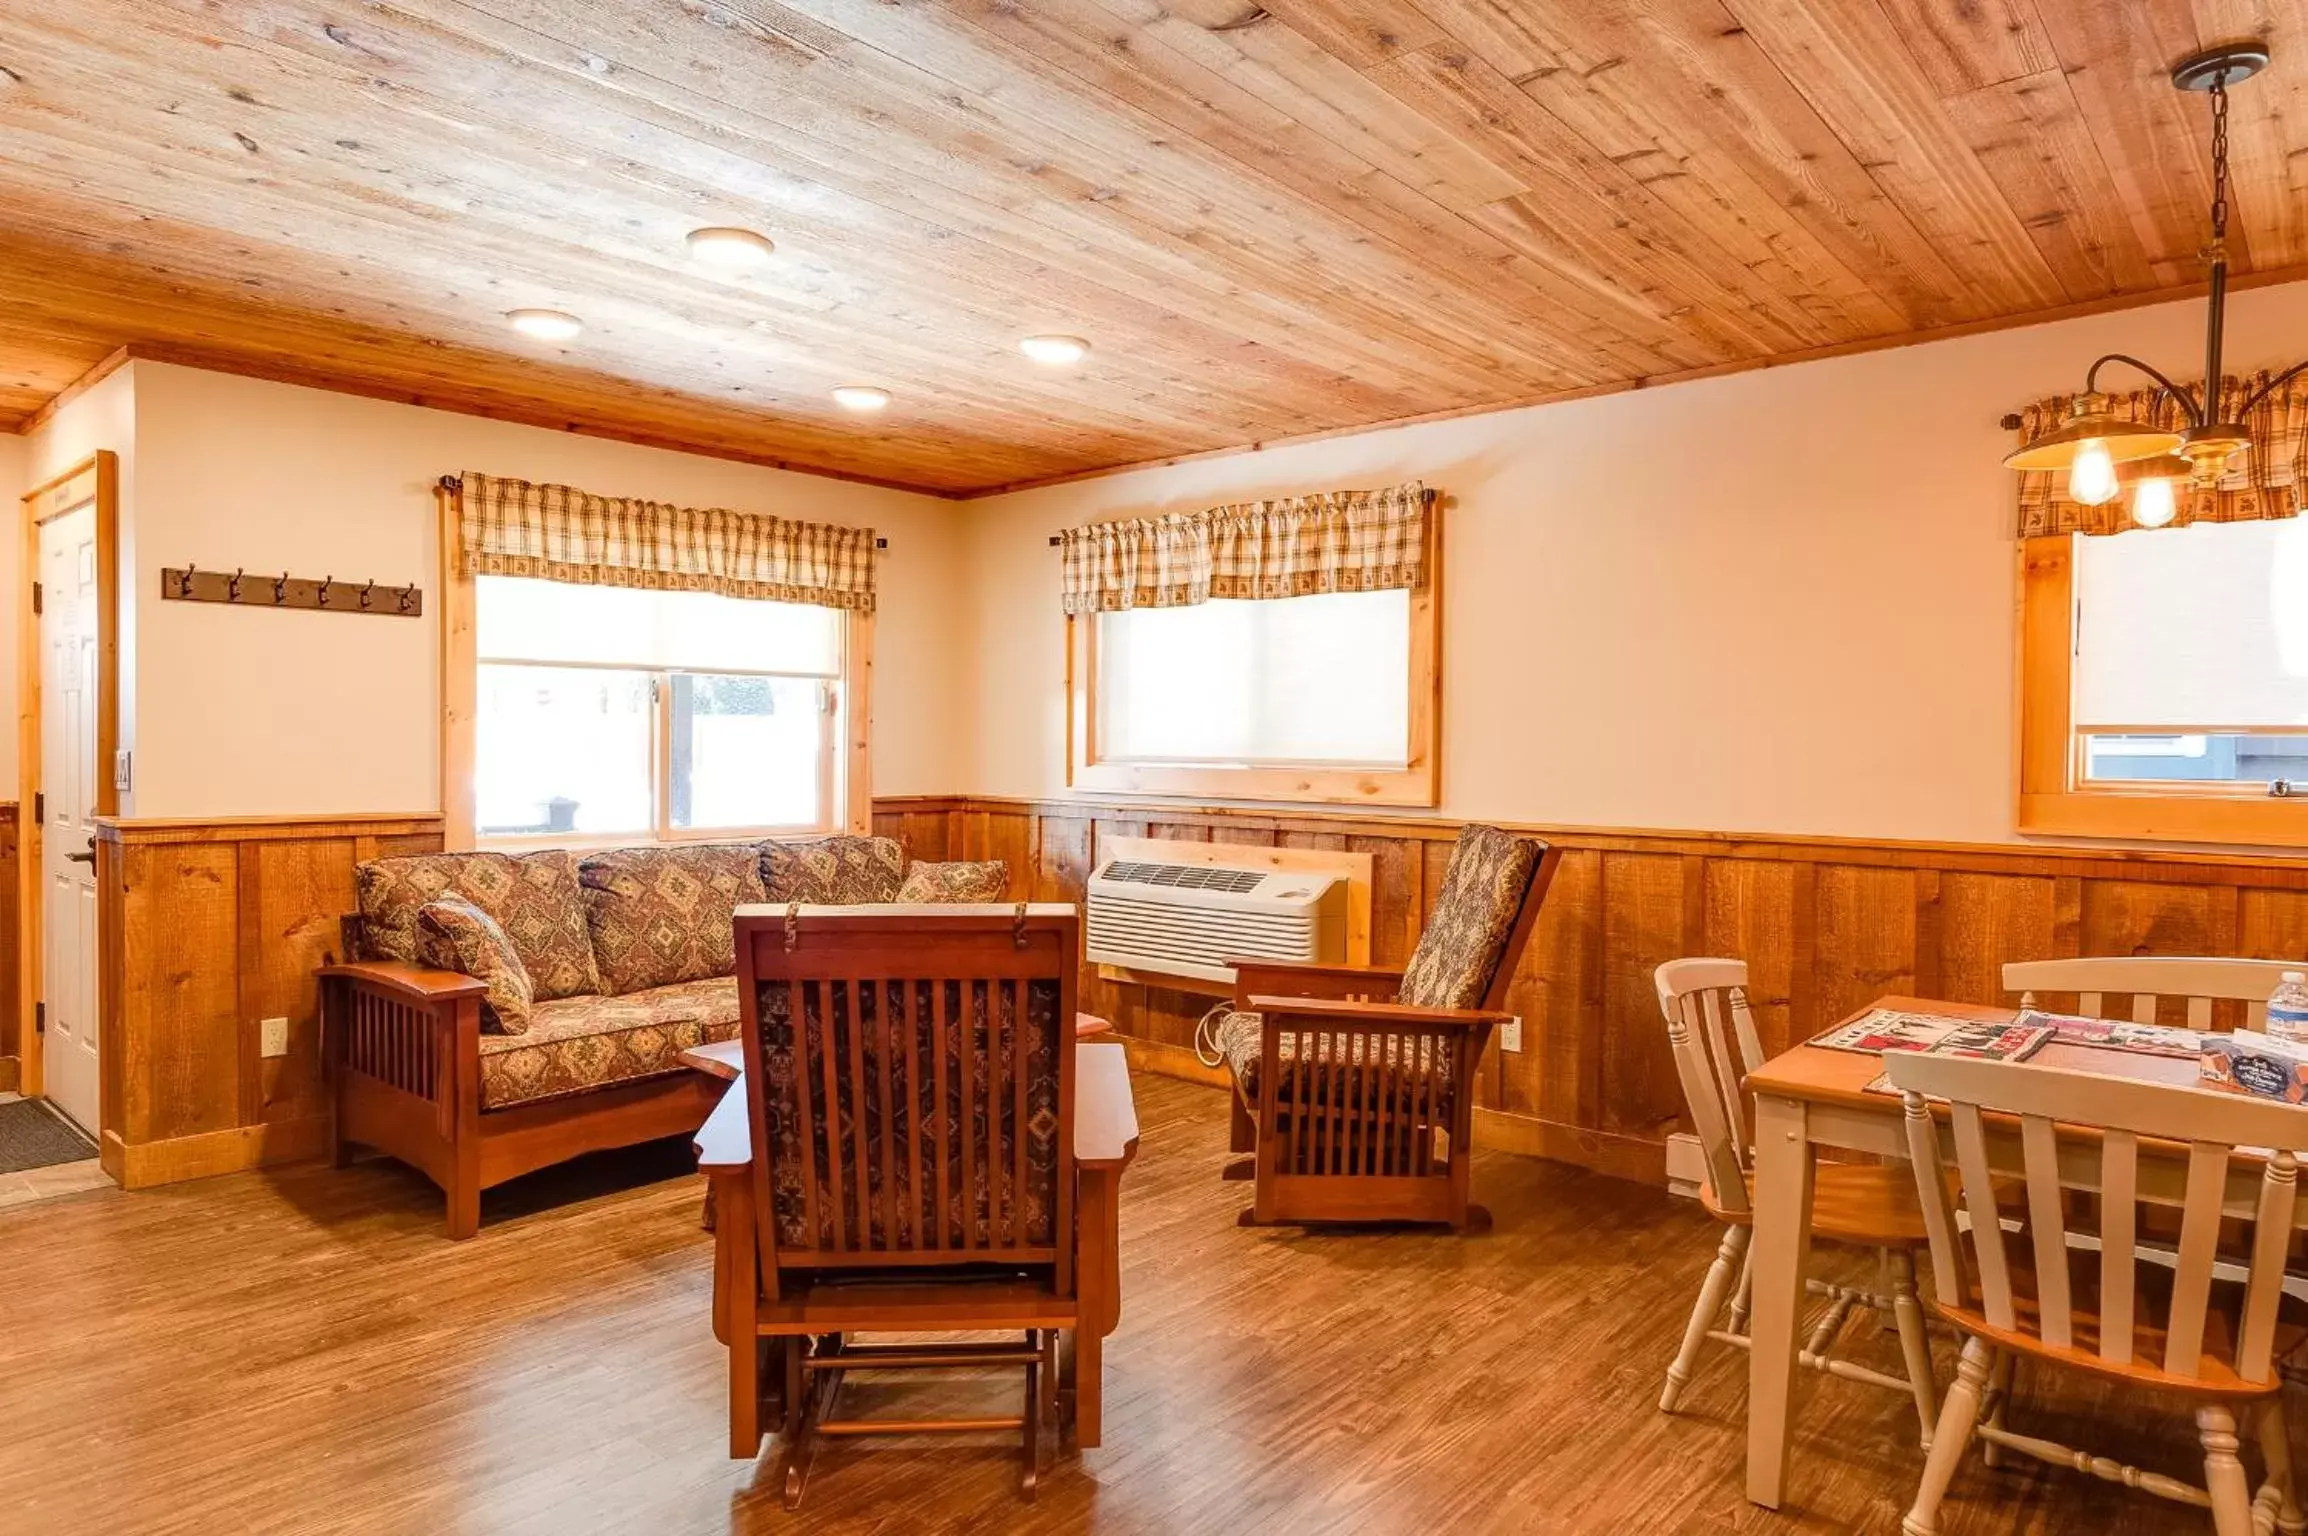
[39,505,100,1137]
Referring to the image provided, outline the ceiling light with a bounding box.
[2006,44,2289,496]
[1020,334,1090,366]
[686,227,776,268]
[507,308,583,342]
[832,385,890,412]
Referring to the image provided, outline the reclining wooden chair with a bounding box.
[696,902,1137,1507]
[1216,825,1560,1229]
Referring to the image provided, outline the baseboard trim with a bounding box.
[113,1114,333,1190]
[1115,1034,1231,1090]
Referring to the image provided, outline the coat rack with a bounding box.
[160,565,423,617]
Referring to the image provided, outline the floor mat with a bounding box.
[0,1099,98,1173]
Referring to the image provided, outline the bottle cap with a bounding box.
[2287,971,2306,984]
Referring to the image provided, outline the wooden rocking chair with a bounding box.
[697,902,1134,1508]
[1215,825,1559,1229]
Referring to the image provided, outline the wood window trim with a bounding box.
[2016,532,2308,847]
[1064,514,1441,809]
[16,452,122,1109]
[436,483,872,849]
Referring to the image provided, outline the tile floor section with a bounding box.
[0,1093,112,1209]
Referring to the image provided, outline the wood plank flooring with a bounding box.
[0,1076,2261,1533]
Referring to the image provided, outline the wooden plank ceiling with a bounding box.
[2,1,2305,496]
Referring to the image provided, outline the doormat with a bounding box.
[0,1099,98,1173]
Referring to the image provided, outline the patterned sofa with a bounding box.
[319,833,1008,1237]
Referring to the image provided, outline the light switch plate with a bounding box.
[114,749,131,792]
[1499,1016,1523,1053]
[260,1017,290,1058]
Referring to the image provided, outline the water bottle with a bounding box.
[2267,971,2308,1045]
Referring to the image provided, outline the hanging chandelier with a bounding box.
[2004,42,2296,530]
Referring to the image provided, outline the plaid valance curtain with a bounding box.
[456,472,876,612]
[1058,481,1432,615]
[2013,370,2308,537]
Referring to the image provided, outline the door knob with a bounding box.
[65,839,94,865]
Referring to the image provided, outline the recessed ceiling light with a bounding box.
[507,308,583,341]
[686,226,777,268]
[832,385,891,412]
[1020,334,1090,366]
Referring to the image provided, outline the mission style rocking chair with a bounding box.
[1216,825,1559,1229]
[696,903,1132,1508]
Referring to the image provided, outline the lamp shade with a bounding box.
[2003,394,2183,472]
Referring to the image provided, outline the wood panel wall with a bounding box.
[876,796,2308,1185]
[94,813,441,1188]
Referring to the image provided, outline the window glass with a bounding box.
[476,576,841,673]
[669,674,824,829]
[476,665,653,835]
[1094,589,1410,766]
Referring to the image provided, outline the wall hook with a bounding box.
[274,572,290,605]
[317,574,333,607]
[177,563,197,599]
[227,568,244,603]
[398,583,416,614]
[359,578,376,610]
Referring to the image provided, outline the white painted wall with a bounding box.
[118,363,968,818]
[959,281,2308,847]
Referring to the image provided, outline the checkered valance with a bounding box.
[1059,482,1432,615]
[2014,370,2308,538]
[456,472,876,612]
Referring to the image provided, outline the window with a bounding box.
[472,576,854,841]
[1067,533,1439,807]
[2018,519,2308,844]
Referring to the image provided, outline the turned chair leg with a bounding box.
[1978,1349,2015,1469]
[2199,1403,2256,1536]
[1903,1337,1991,1536]
[1886,1249,1938,1451]
[1726,1247,1755,1336]
[1660,1224,1748,1413]
[2259,1398,2308,1536]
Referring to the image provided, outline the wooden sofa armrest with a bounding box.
[319,958,489,1007]
[1230,960,1406,1010]
[695,1080,752,1174]
[1243,994,1512,1032]
[1074,1040,1140,1171]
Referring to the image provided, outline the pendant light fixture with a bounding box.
[2004,43,2303,523]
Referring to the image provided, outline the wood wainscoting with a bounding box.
[873,796,2308,1187]
[94,813,442,1188]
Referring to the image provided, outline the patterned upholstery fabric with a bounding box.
[756,975,1062,1253]
[1225,825,1546,1111]
[578,842,766,994]
[477,976,741,1108]
[1216,1008,1458,1117]
[760,834,905,905]
[415,895,535,1035]
[894,860,1010,903]
[357,851,602,1000]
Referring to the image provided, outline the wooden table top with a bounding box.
[1746,995,2207,1112]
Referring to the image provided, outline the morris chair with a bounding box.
[696,902,1138,1507]
[1215,825,1559,1229]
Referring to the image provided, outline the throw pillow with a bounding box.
[895,860,1010,903]
[416,894,536,1035]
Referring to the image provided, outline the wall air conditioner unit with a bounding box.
[1085,857,1348,986]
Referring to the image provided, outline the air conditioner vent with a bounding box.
[1100,860,1266,895]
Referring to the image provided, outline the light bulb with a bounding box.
[831,385,890,412]
[506,308,583,342]
[2068,439,2118,506]
[1020,334,1090,366]
[686,227,776,268]
[2132,473,2178,529]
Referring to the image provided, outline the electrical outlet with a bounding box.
[260,1017,290,1059]
[1499,1015,1523,1053]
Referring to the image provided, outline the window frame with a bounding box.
[439,485,872,849]
[1064,512,1440,808]
[2017,532,2308,846]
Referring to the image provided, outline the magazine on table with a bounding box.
[1811,1007,2053,1063]
[2015,1009,2208,1058]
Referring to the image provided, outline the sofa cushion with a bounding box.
[358,851,602,1000]
[760,834,905,905]
[477,976,741,1109]
[894,860,1010,903]
[415,895,534,1035]
[1397,824,1546,1011]
[1216,1007,1455,1118]
[578,843,766,995]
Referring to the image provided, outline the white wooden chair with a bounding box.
[1654,959,1938,1443]
[1887,1051,2308,1536]
[2004,957,2302,1033]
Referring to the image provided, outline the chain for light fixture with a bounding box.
[2003,41,2300,519]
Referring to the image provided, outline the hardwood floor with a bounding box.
[0,1076,2260,1533]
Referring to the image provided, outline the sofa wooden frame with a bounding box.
[320,917,719,1239]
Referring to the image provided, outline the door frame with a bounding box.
[16,451,120,1118]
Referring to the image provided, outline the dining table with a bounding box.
[1740,994,2274,1509]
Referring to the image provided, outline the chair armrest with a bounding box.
[1075,1041,1140,1171]
[694,1080,752,1173]
[317,959,488,1007]
[1230,960,1406,1010]
[1244,994,1512,1032]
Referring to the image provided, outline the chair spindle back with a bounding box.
[2003,956,2301,1033]
[1655,958,1766,1218]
